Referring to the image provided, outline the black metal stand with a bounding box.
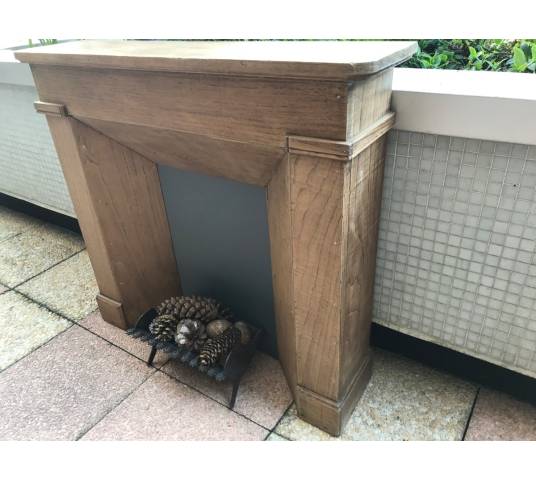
[229,382,240,410]
[147,346,157,367]
[128,307,262,410]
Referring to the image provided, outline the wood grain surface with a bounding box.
[81,117,286,186]
[45,116,181,327]
[16,40,417,80]
[31,65,349,147]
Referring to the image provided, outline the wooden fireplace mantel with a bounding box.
[17,40,416,436]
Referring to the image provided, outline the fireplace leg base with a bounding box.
[294,354,372,436]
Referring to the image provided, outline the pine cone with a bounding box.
[148,314,179,342]
[212,300,235,322]
[199,327,241,367]
[175,319,208,351]
[155,296,218,324]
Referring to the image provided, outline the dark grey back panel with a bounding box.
[158,166,277,357]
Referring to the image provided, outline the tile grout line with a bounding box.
[9,247,86,290]
[0,211,49,246]
[0,323,76,375]
[10,288,81,324]
[0,286,11,296]
[156,368,271,433]
[74,320,172,369]
[0,231,23,246]
[66,307,172,369]
[263,401,294,441]
[75,369,160,441]
[461,387,480,441]
[0,298,153,377]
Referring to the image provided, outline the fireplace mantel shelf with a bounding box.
[17,40,416,436]
[16,40,417,80]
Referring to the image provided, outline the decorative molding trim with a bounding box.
[288,112,395,161]
[96,294,127,330]
[34,101,68,117]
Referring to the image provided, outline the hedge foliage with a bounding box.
[402,39,536,73]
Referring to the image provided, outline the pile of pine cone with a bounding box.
[148,296,251,368]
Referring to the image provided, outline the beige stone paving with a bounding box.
[275,349,478,441]
[0,291,71,371]
[17,250,98,320]
[0,222,84,287]
[0,206,43,243]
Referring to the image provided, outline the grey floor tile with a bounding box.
[79,311,168,367]
[82,371,268,441]
[276,349,477,441]
[163,351,293,429]
[0,222,84,287]
[0,291,71,371]
[0,325,153,440]
[0,206,43,243]
[17,250,98,320]
[465,388,536,441]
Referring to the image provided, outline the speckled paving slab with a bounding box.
[0,291,71,371]
[0,284,7,295]
[0,325,153,440]
[0,222,84,287]
[465,388,536,441]
[82,371,268,440]
[0,206,43,243]
[266,432,289,441]
[80,311,168,367]
[163,351,293,429]
[17,250,98,320]
[276,349,477,441]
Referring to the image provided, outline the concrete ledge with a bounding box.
[0,50,34,86]
[392,68,536,146]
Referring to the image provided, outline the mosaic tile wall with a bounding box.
[0,83,74,216]
[375,130,536,378]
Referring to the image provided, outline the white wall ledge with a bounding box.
[0,50,34,86]
[392,68,536,146]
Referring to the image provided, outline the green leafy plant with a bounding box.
[28,39,58,47]
[511,41,536,72]
[403,39,535,73]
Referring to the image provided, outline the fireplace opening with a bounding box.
[158,165,277,357]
